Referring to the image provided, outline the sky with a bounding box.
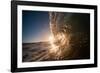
[22,10,50,43]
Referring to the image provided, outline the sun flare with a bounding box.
[49,32,70,56]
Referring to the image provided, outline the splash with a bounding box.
[48,12,71,59]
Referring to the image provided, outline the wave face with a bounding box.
[48,12,90,60]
